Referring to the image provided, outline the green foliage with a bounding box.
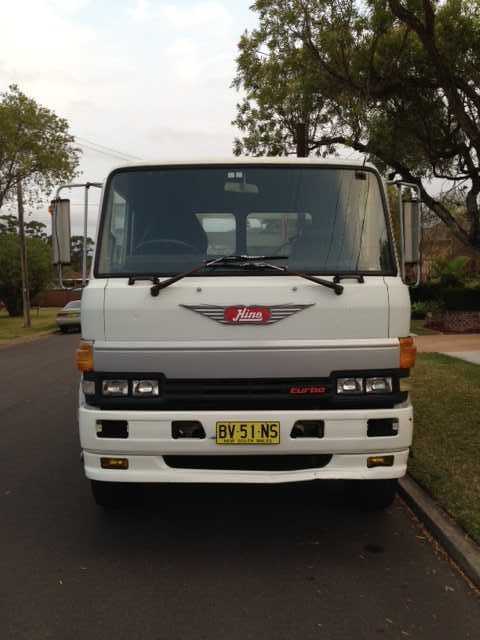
[411,301,428,319]
[0,233,52,316]
[234,1,480,250]
[429,256,470,287]
[0,213,48,239]
[0,84,80,208]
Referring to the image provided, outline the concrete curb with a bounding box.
[0,330,56,350]
[399,475,480,588]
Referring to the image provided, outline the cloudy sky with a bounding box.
[0,0,259,235]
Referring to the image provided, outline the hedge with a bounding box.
[410,285,480,311]
[443,288,480,311]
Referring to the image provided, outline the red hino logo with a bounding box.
[180,303,315,325]
[224,306,271,324]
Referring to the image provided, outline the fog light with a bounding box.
[132,380,159,397]
[367,455,394,468]
[100,457,129,469]
[172,421,205,439]
[291,421,324,438]
[102,380,128,396]
[82,379,95,395]
[337,377,363,394]
[365,377,392,393]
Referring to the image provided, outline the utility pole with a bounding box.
[17,180,31,328]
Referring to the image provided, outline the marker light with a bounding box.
[337,377,363,394]
[102,380,129,396]
[367,455,394,468]
[101,457,129,470]
[365,377,393,394]
[132,380,160,397]
[400,336,416,369]
[76,341,94,372]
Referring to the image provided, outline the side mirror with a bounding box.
[402,198,421,264]
[50,198,71,264]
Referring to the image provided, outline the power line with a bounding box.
[74,135,142,161]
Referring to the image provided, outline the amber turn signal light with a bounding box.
[101,457,129,470]
[76,340,94,372]
[399,336,416,369]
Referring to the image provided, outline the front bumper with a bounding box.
[79,401,413,484]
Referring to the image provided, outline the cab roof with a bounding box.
[110,157,378,172]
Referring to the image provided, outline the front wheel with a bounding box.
[91,480,138,508]
[350,479,398,511]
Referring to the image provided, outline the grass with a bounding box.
[0,307,61,343]
[409,353,480,544]
[410,318,440,335]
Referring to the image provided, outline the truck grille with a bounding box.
[164,377,332,409]
[163,454,333,472]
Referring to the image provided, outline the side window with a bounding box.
[111,192,128,262]
[246,213,312,255]
[196,213,236,257]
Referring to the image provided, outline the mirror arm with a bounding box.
[387,180,422,285]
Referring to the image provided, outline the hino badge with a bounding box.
[74,159,418,508]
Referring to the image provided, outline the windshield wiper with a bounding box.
[242,261,343,295]
[140,254,342,297]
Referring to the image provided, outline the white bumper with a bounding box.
[79,402,413,484]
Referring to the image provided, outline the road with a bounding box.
[1,334,479,640]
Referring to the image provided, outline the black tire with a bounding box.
[59,326,69,333]
[351,479,398,511]
[91,480,137,508]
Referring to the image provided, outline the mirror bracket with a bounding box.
[387,181,422,287]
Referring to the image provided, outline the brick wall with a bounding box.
[34,289,81,308]
[426,311,480,333]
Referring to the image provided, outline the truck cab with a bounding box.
[76,159,416,508]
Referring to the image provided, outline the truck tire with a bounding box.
[351,479,398,511]
[91,480,136,508]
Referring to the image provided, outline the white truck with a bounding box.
[71,159,418,508]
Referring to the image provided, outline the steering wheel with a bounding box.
[135,239,200,255]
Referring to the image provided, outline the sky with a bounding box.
[0,0,259,236]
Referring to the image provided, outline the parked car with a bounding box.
[56,300,81,333]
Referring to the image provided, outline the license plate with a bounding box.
[216,421,280,445]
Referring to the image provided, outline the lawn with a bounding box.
[0,307,61,343]
[410,319,440,335]
[410,353,480,544]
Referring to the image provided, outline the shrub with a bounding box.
[430,256,470,287]
[0,234,52,316]
[411,302,428,319]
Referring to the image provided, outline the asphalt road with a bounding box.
[1,333,479,640]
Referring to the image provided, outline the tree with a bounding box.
[233,0,480,253]
[0,214,48,239]
[70,235,95,273]
[0,233,52,317]
[0,85,80,208]
[0,85,80,325]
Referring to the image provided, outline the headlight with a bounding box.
[102,380,129,396]
[365,377,393,393]
[81,380,95,395]
[337,377,363,394]
[132,380,160,397]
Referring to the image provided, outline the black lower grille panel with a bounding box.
[163,454,333,472]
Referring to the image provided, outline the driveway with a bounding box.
[0,334,479,640]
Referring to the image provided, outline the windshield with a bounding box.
[96,166,395,276]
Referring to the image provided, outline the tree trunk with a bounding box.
[17,180,31,328]
[296,123,308,157]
